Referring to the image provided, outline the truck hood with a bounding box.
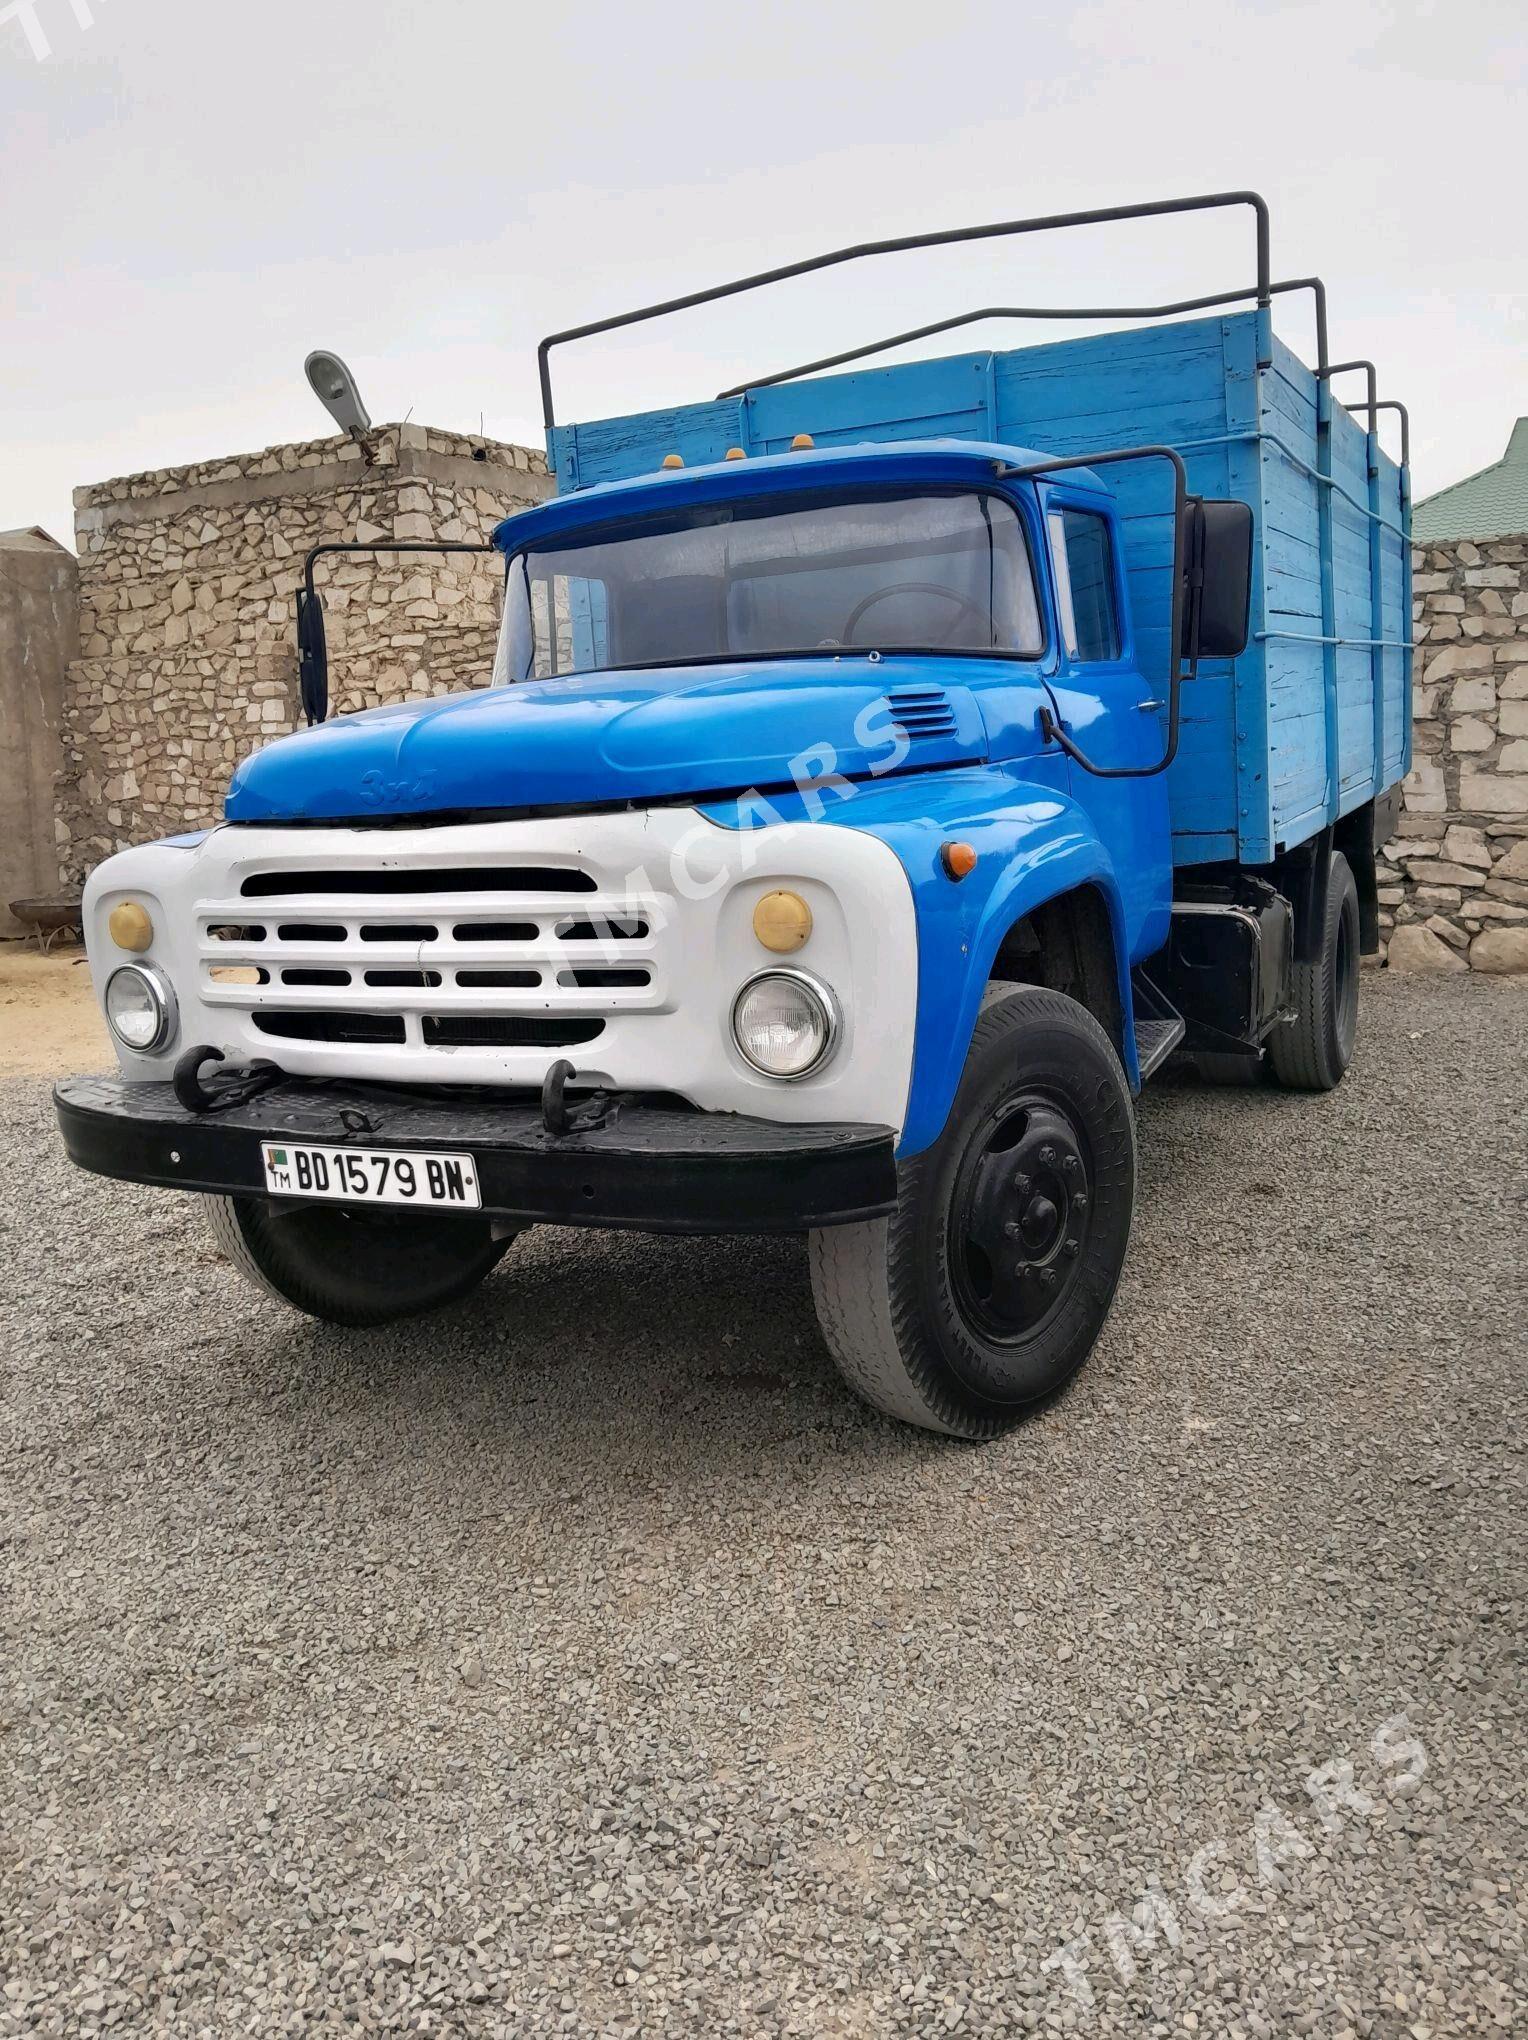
[225,659,999,822]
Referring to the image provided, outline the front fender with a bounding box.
[850,781,1138,1155]
[703,765,1144,1157]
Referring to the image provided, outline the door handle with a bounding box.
[1135,698,1166,712]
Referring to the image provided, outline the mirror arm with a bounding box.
[999,446,1191,781]
[296,540,496,725]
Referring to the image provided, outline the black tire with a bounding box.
[1268,852,1360,1092]
[204,1195,512,1327]
[810,985,1136,1439]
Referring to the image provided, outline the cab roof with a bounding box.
[488,438,1107,554]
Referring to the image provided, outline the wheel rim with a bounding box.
[947,1090,1096,1344]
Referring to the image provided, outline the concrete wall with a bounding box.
[57,424,552,881]
[0,528,78,937]
[1383,534,1528,974]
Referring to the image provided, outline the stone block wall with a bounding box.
[1381,535,1528,974]
[56,424,552,883]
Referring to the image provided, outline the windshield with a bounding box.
[493,489,1043,682]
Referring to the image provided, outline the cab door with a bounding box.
[1040,489,1173,958]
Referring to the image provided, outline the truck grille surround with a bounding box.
[199,858,664,1068]
[85,812,919,1129]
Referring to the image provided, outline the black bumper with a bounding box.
[53,1075,898,1235]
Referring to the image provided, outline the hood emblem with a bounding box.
[359,768,438,808]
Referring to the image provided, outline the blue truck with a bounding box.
[55,192,1411,1437]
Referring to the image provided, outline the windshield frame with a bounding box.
[494,483,1051,682]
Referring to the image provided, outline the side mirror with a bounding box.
[1181,497,1253,659]
[296,588,329,724]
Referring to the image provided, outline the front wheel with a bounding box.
[810,985,1137,1439]
[204,1195,513,1326]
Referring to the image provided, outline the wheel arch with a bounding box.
[985,882,1130,1072]
[898,825,1139,1158]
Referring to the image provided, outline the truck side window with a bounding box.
[1048,509,1121,663]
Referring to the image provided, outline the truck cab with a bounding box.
[55,191,1410,1438]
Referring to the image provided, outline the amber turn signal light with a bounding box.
[108,900,154,952]
[940,842,978,881]
[789,432,815,451]
[752,889,813,953]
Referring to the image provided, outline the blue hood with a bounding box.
[225,659,998,822]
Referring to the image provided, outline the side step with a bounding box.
[1130,967,1187,1084]
[1135,1016,1186,1082]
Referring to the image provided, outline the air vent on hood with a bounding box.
[885,686,959,742]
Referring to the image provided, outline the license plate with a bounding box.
[260,1141,481,1209]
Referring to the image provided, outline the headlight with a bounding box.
[731,969,839,1080]
[104,965,175,1053]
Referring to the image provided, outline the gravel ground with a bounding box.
[2,970,1525,2038]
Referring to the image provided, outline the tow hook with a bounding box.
[540,1059,613,1137]
[172,1044,284,1115]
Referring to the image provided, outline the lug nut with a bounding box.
[1013,1173,1032,1198]
[1063,1236,1080,1257]
[1063,1154,1081,1177]
[1004,1220,1021,1240]
[1039,1145,1056,1165]
[1073,1192,1089,1211]
[1040,1268,1057,1288]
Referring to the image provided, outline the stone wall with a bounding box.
[56,424,552,883]
[1382,534,1528,974]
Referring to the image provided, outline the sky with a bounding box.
[2,0,1523,551]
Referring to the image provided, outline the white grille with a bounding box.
[197,859,667,1055]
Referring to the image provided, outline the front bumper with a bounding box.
[54,1075,898,1235]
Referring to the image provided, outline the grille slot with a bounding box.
[422,1016,605,1049]
[364,969,443,989]
[455,969,542,989]
[555,916,649,942]
[281,968,351,987]
[452,920,538,943]
[278,922,346,943]
[362,922,437,943]
[256,1012,406,1045]
[557,967,651,989]
[242,866,597,898]
[885,686,959,740]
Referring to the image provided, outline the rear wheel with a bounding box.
[1268,851,1360,1092]
[810,985,1136,1439]
[204,1195,512,1327]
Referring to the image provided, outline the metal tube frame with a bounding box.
[537,190,1272,434]
[715,276,1329,398]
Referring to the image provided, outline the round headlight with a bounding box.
[731,970,838,1080]
[104,965,175,1053]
